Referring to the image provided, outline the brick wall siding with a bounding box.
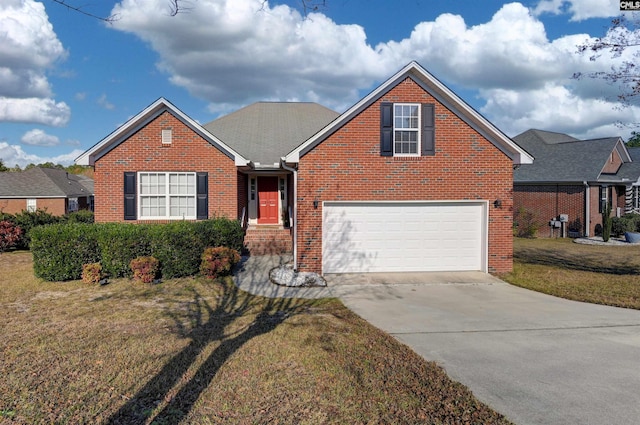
[0,198,66,216]
[93,110,239,223]
[296,78,514,274]
[514,184,585,237]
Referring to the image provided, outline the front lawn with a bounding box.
[500,238,640,310]
[0,251,509,424]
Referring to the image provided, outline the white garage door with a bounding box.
[322,201,487,274]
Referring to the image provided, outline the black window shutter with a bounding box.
[380,102,393,156]
[124,172,136,220]
[196,172,208,220]
[422,103,435,156]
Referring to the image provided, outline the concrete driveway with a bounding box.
[328,273,640,425]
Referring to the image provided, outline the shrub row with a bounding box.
[30,218,244,281]
[0,209,94,250]
[612,213,640,237]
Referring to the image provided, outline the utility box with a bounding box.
[559,214,569,222]
[549,220,561,228]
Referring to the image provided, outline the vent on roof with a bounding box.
[162,129,172,145]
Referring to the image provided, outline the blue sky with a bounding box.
[1,0,638,168]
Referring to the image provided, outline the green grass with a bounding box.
[0,251,509,424]
[500,238,640,310]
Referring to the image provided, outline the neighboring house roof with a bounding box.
[513,129,630,183]
[0,167,94,198]
[285,61,534,165]
[75,98,250,167]
[203,102,339,168]
[618,147,640,183]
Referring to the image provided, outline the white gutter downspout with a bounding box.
[584,181,590,237]
[281,159,297,270]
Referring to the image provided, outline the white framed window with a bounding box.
[394,103,420,156]
[138,172,196,219]
[26,198,36,212]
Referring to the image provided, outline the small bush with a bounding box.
[612,213,640,237]
[81,263,103,285]
[130,256,160,284]
[514,208,538,238]
[200,246,241,279]
[602,204,612,242]
[12,209,60,249]
[0,220,22,253]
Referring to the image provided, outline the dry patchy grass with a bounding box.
[500,238,640,309]
[0,251,509,424]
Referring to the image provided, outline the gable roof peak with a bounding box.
[285,61,533,165]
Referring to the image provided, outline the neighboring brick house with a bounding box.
[76,62,532,275]
[513,129,640,238]
[0,167,94,216]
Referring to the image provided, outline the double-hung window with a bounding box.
[394,104,420,155]
[138,172,196,219]
[380,102,435,157]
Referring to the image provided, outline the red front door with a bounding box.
[258,176,279,224]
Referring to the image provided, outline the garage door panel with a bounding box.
[322,202,486,273]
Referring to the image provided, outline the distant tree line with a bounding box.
[0,159,92,176]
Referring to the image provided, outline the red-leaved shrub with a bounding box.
[130,256,160,284]
[0,220,22,253]
[200,247,240,279]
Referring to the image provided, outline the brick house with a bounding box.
[0,167,94,216]
[76,62,532,275]
[513,129,640,238]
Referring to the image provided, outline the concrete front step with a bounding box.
[244,226,293,255]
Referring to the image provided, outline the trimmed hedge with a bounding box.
[31,223,100,281]
[30,218,244,281]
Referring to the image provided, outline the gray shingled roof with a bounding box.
[0,167,94,198]
[203,102,339,168]
[513,129,624,183]
[618,147,640,182]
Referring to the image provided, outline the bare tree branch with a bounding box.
[575,13,640,106]
[49,0,119,22]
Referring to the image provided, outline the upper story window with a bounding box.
[138,172,196,219]
[381,102,435,157]
[26,198,36,212]
[394,104,420,155]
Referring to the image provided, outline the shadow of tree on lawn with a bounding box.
[105,280,314,425]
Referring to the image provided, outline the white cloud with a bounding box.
[533,0,620,21]
[97,94,115,110]
[0,0,69,125]
[111,0,383,112]
[109,0,635,139]
[0,97,70,126]
[0,141,84,168]
[20,129,60,146]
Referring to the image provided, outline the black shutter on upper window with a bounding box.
[123,172,136,220]
[422,103,435,156]
[380,102,393,156]
[196,172,208,220]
